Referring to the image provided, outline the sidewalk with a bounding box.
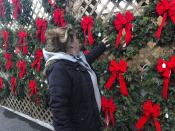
[0,107,52,131]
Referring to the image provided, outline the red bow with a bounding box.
[16,30,28,55]
[36,18,47,43]
[157,56,175,100]
[81,16,94,46]
[48,0,55,8]
[4,52,12,71]
[1,29,9,49]
[29,80,38,97]
[17,60,26,80]
[156,0,175,39]
[105,59,128,96]
[54,8,66,27]
[136,100,161,131]
[12,0,21,20]
[83,50,90,55]
[114,11,133,48]
[11,76,16,95]
[102,96,116,128]
[0,0,4,17]
[0,77,3,90]
[31,49,43,72]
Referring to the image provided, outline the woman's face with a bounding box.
[71,34,81,54]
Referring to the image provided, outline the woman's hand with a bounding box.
[102,36,110,48]
[102,37,108,43]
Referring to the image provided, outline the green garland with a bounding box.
[42,0,54,14]
[0,0,174,130]
[68,0,175,130]
[18,0,33,26]
[0,76,10,99]
[0,0,12,24]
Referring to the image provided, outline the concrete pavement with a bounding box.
[0,107,52,131]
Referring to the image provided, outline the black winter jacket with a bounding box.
[47,43,106,131]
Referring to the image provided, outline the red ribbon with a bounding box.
[81,16,94,46]
[16,30,28,55]
[11,76,16,95]
[0,0,4,17]
[4,52,12,71]
[0,77,3,90]
[29,80,38,97]
[36,18,47,43]
[12,0,21,20]
[48,0,55,8]
[31,49,43,72]
[105,59,128,96]
[156,0,175,39]
[17,60,26,80]
[54,8,66,27]
[1,29,9,49]
[157,56,175,100]
[101,96,116,128]
[136,100,161,131]
[114,11,133,48]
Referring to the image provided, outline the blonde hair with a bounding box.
[45,26,74,52]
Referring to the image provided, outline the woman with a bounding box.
[43,26,109,131]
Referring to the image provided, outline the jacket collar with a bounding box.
[42,48,82,66]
